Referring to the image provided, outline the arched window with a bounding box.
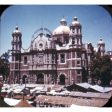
[72,38,75,44]
[24,56,27,65]
[72,28,75,33]
[15,54,20,61]
[77,52,81,58]
[60,53,65,63]
[64,37,69,44]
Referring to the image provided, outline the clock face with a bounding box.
[39,43,43,48]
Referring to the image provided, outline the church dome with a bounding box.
[71,17,81,27]
[12,26,22,36]
[53,18,70,35]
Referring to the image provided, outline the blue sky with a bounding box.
[0,5,112,55]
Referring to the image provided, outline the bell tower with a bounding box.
[12,26,22,52]
[11,26,22,83]
[69,17,84,84]
[70,17,82,48]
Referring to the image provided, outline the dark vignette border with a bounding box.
[0,4,112,107]
[0,5,112,17]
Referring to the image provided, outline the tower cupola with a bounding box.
[97,38,105,56]
[60,18,67,26]
[71,17,81,27]
[12,26,22,37]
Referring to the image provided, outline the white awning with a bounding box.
[89,85,112,93]
[4,98,20,106]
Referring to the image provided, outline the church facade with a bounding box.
[9,17,105,85]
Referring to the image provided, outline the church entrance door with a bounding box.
[59,74,65,85]
[36,73,44,84]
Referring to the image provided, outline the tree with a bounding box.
[93,67,100,80]
[100,56,112,86]
[82,67,88,82]
[91,54,112,86]
[0,52,10,81]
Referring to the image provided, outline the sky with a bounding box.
[0,5,112,55]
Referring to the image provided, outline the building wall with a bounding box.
[10,18,89,85]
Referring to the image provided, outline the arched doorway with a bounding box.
[59,74,65,85]
[22,75,27,84]
[37,73,44,84]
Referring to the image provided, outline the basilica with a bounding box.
[9,17,106,85]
